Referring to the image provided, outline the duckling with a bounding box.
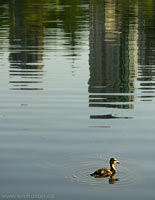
[90,157,120,177]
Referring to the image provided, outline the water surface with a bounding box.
[0,0,155,199]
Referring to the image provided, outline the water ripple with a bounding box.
[64,157,142,188]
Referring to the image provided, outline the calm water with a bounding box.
[0,0,155,199]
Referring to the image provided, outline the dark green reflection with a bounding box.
[9,0,44,90]
[43,0,90,58]
[7,0,89,90]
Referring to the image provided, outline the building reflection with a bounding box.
[88,0,139,118]
[9,0,44,90]
[138,2,155,96]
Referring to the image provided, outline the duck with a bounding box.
[90,157,120,177]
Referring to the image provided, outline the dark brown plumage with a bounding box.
[90,157,120,177]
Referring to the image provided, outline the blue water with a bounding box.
[0,0,155,199]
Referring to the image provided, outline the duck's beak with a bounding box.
[117,161,120,164]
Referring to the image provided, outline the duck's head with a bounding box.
[110,157,120,165]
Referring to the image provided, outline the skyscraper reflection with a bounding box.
[88,0,139,118]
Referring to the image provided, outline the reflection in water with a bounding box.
[0,1,9,66]
[89,1,138,109]
[8,0,89,90]
[90,114,132,119]
[92,174,119,184]
[88,0,155,121]
[109,175,119,184]
[9,0,44,90]
[138,1,155,98]
[138,65,155,94]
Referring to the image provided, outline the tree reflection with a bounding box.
[7,0,89,90]
[9,0,44,90]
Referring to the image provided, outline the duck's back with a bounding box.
[90,168,112,177]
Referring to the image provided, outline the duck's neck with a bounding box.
[110,164,117,174]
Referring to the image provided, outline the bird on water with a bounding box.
[90,157,120,177]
